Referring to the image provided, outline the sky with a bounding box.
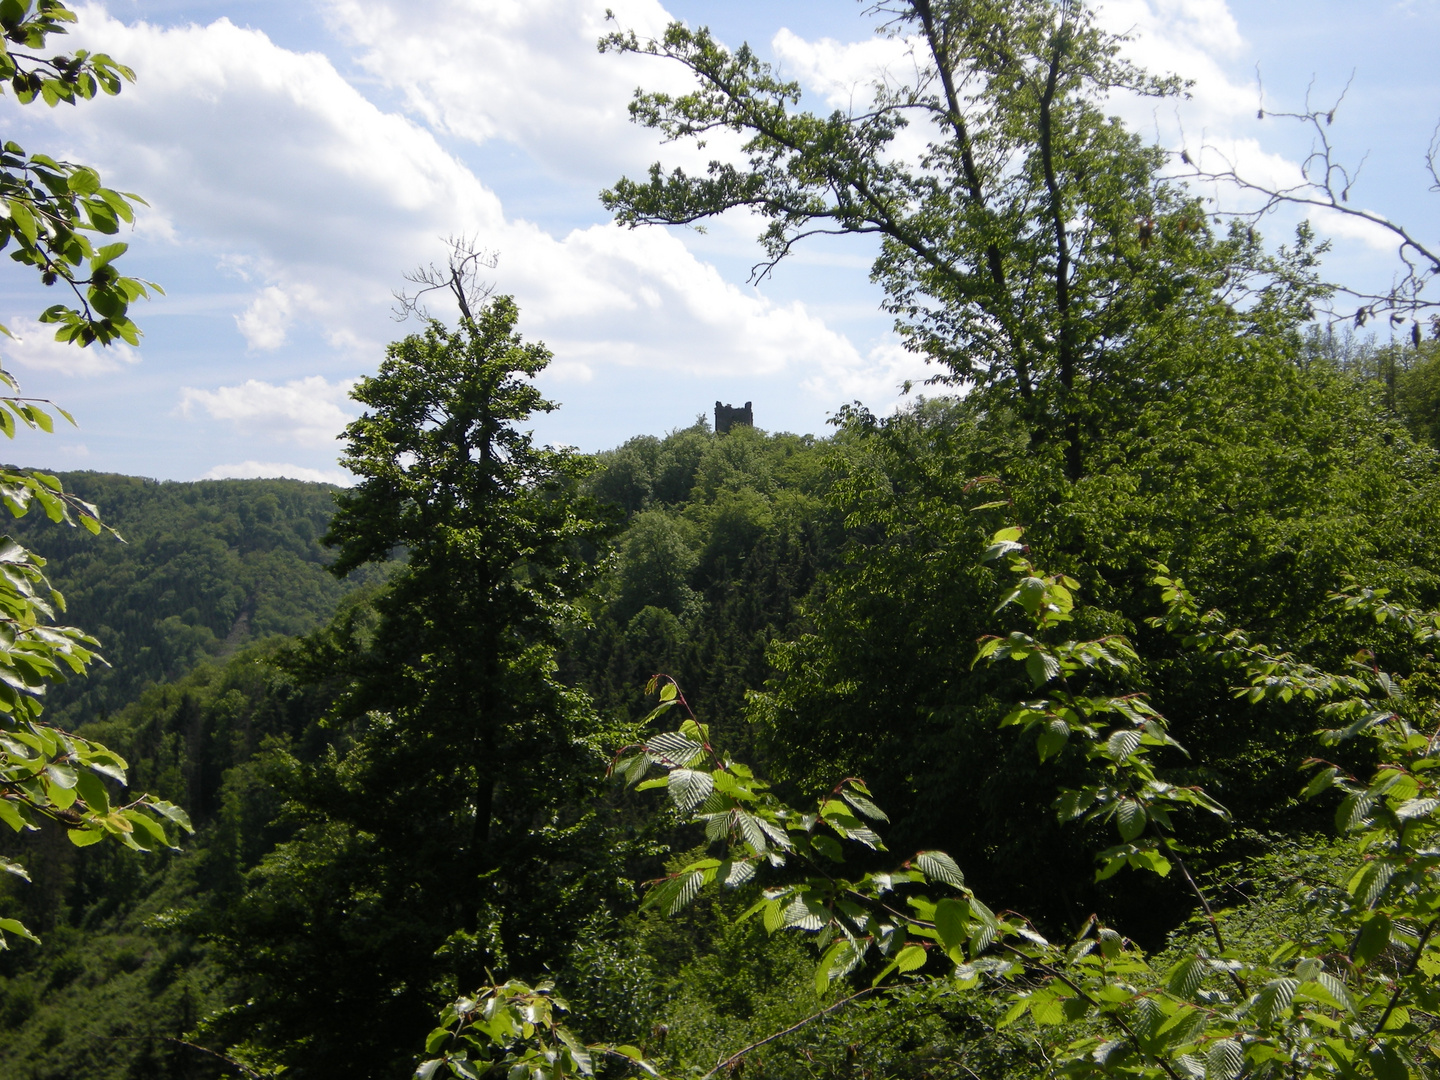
[0,0,1436,484]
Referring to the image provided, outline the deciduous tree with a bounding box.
[600,0,1309,479]
[218,299,626,1079]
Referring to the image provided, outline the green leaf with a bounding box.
[43,762,77,788]
[840,789,889,822]
[1055,787,1097,821]
[1394,797,1438,821]
[123,808,172,850]
[815,938,865,992]
[666,768,714,813]
[68,167,102,196]
[1025,650,1061,687]
[0,800,29,832]
[1206,1039,1244,1080]
[1106,728,1142,761]
[425,1027,452,1055]
[1165,957,1206,999]
[8,199,37,244]
[982,527,1024,561]
[895,944,927,973]
[0,916,40,944]
[1355,912,1392,966]
[1036,718,1069,761]
[1254,977,1298,1025]
[934,897,969,952]
[1367,1045,1408,1080]
[75,769,110,815]
[915,850,964,888]
[1115,798,1146,841]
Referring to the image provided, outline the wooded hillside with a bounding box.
[4,2,1440,1080]
[2,474,382,726]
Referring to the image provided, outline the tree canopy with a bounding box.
[600,0,1318,479]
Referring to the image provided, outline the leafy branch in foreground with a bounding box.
[0,442,192,948]
[420,514,1440,1080]
[417,979,654,1080]
[0,0,159,346]
[0,0,192,969]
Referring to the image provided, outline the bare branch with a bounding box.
[697,985,891,1080]
[393,236,499,323]
[1180,83,1440,335]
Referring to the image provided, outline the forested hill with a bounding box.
[0,423,845,1080]
[1,473,382,726]
[4,347,1440,1079]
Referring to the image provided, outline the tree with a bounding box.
[600,0,1310,480]
[423,522,1440,1080]
[0,0,187,953]
[216,298,626,1078]
[595,0,1440,941]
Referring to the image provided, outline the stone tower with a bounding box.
[714,400,753,434]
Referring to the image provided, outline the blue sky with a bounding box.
[1,0,1437,483]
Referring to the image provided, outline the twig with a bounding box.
[98,1034,268,1078]
[1179,83,1440,330]
[392,235,498,323]
[1369,917,1436,1042]
[698,985,888,1080]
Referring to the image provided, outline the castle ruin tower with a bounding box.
[714,401,753,434]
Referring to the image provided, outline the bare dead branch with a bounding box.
[1179,80,1440,336]
[393,236,499,323]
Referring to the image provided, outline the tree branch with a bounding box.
[698,985,890,1080]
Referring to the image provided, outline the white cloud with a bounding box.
[201,460,353,485]
[769,29,943,169]
[1096,0,1253,130]
[178,376,359,449]
[1100,0,1244,63]
[516,222,867,377]
[1,316,140,377]
[42,6,868,394]
[235,285,294,351]
[56,7,506,358]
[1312,206,1404,253]
[321,0,703,184]
[771,28,923,112]
[800,341,933,411]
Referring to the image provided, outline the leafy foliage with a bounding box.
[419,978,655,1080]
[0,429,198,951]
[601,0,1318,479]
[0,641,336,1079]
[0,0,157,346]
[750,356,1440,937]
[0,0,197,970]
[475,524,1440,1080]
[10,4,1440,1074]
[566,422,839,755]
